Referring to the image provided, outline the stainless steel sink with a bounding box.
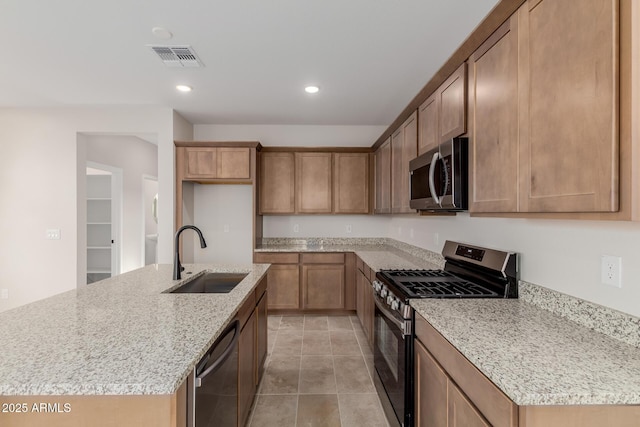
[169,272,247,294]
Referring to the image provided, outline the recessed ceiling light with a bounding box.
[152,27,173,40]
[304,85,320,94]
[176,85,192,92]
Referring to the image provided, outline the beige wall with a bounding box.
[0,107,179,313]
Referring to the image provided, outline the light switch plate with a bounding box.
[0,289,8,300]
[346,224,352,234]
[46,229,61,240]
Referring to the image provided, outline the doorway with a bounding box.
[86,163,122,284]
[143,175,158,265]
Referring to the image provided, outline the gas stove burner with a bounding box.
[376,241,518,300]
[386,269,453,278]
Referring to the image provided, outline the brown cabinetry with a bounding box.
[355,256,374,348]
[260,151,371,214]
[470,0,619,214]
[237,277,268,427]
[255,251,354,312]
[391,111,417,213]
[374,138,392,214]
[182,147,251,181]
[238,308,256,427]
[301,253,346,310]
[517,0,618,213]
[333,153,370,213]
[418,64,467,156]
[259,152,295,214]
[415,314,517,427]
[254,253,300,310]
[469,15,519,213]
[296,152,333,213]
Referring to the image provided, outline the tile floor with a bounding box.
[247,314,390,427]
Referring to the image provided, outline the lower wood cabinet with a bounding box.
[355,256,374,348]
[302,264,345,309]
[414,312,640,427]
[237,277,268,427]
[254,252,355,312]
[238,309,256,427]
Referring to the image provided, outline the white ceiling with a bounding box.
[0,0,499,126]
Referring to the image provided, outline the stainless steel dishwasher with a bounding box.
[187,319,240,427]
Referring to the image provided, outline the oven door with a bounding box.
[373,295,412,427]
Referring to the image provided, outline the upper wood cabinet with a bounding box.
[418,93,439,155]
[517,0,619,213]
[260,152,295,214]
[469,16,519,213]
[374,138,392,214]
[418,64,467,156]
[470,0,619,214]
[391,111,417,214]
[296,152,333,213]
[333,153,370,214]
[259,150,371,215]
[182,147,251,180]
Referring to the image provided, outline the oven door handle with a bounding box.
[373,294,404,331]
[428,151,442,206]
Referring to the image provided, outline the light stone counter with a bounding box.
[411,298,640,406]
[0,263,269,396]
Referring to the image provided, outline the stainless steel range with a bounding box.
[371,240,518,427]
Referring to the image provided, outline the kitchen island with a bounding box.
[0,263,269,427]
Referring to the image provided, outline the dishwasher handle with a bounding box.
[195,319,240,387]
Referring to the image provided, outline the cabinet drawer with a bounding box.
[238,293,256,328]
[254,252,299,264]
[415,315,517,427]
[301,253,345,264]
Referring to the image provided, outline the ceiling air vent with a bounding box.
[148,45,203,67]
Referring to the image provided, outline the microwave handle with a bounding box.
[428,151,442,206]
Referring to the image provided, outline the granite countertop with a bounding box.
[0,263,269,396]
[255,238,443,272]
[411,299,640,406]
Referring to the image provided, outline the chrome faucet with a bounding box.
[173,225,207,280]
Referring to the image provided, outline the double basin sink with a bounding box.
[168,272,247,294]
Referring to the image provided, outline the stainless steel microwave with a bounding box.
[409,137,468,211]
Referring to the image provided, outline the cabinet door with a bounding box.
[260,152,295,214]
[363,275,374,347]
[391,111,417,214]
[184,148,217,179]
[333,153,370,213]
[518,0,618,212]
[448,382,490,427]
[301,264,345,309]
[238,310,256,427]
[266,264,300,310]
[419,93,439,155]
[295,152,333,213]
[439,63,467,142]
[375,138,392,214]
[356,268,366,328]
[256,292,268,384]
[469,16,519,213]
[217,147,250,179]
[415,339,448,427]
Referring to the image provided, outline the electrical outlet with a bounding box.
[410,228,415,239]
[601,255,622,288]
[293,224,299,233]
[346,224,352,234]
[223,224,230,233]
[0,289,8,300]
[433,232,440,246]
[46,229,61,240]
